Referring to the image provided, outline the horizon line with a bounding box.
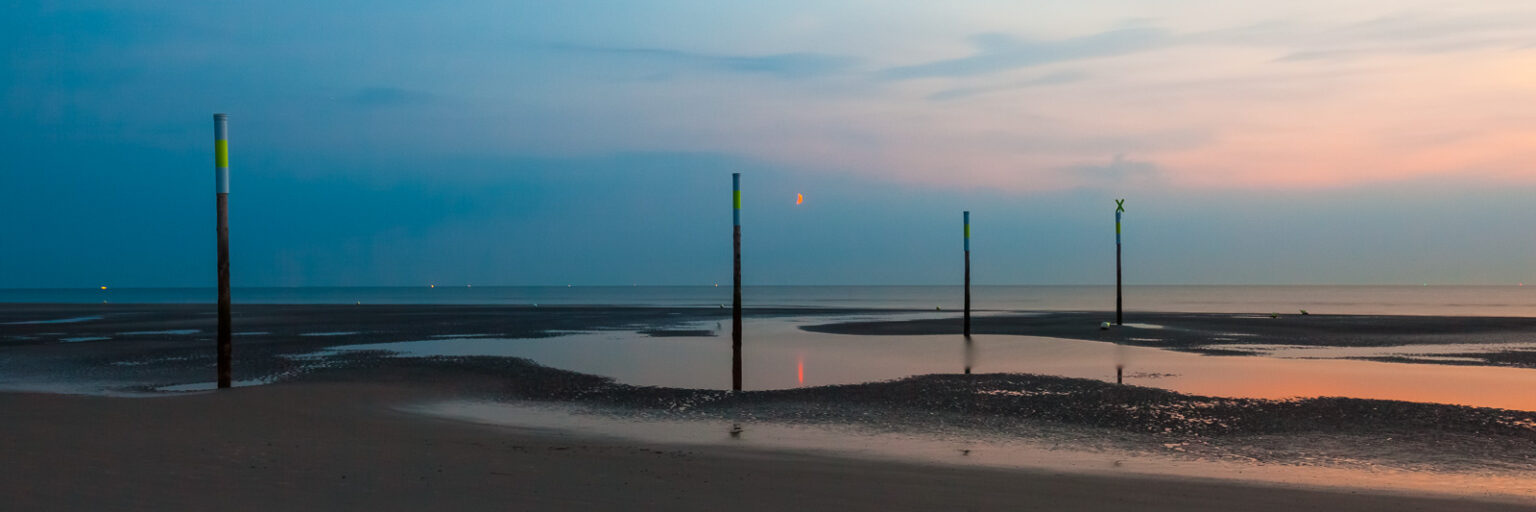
[2,283,1526,290]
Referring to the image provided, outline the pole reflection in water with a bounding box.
[1115,343,1128,385]
[964,335,975,374]
[796,353,805,386]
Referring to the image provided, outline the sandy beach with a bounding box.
[5,303,1536,509]
[4,380,1531,511]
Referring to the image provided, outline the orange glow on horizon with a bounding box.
[796,193,803,205]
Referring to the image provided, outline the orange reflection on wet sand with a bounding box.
[316,315,1536,411]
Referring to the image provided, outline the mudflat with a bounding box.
[5,303,1536,509]
[3,381,1529,512]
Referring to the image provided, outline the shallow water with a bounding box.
[412,400,1536,503]
[2,316,104,325]
[308,314,1536,411]
[156,379,272,392]
[10,285,1536,316]
[1209,342,1536,359]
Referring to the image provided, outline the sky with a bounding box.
[3,1,1535,287]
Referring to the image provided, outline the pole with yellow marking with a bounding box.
[964,211,972,374]
[1115,199,1125,326]
[963,211,971,337]
[732,173,742,391]
[214,113,232,388]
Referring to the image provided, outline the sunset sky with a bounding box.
[4,1,1535,286]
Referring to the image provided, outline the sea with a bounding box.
[3,285,1535,317]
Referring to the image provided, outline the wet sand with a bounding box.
[804,311,1536,366]
[10,304,1536,350]
[0,303,868,390]
[6,303,1536,506]
[2,381,1529,511]
[10,304,1536,384]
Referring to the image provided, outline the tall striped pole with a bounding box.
[963,211,971,337]
[214,114,232,388]
[732,173,742,391]
[1115,199,1125,326]
[963,211,972,374]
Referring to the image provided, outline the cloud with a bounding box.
[927,70,1090,101]
[549,44,856,78]
[880,28,1166,80]
[1187,13,1536,62]
[1326,13,1535,45]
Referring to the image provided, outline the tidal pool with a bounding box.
[308,313,1536,411]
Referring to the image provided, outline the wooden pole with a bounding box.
[732,173,742,391]
[963,211,971,337]
[964,211,972,374]
[1115,199,1124,326]
[214,113,232,389]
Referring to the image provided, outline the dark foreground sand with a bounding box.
[3,381,1529,512]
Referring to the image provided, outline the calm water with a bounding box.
[310,314,1536,411]
[6,285,1536,316]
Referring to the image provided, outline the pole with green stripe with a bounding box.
[963,211,971,337]
[1115,199,1125,326]
[732,173,742,391]
[214,113,232,388]
[963,211,972,374]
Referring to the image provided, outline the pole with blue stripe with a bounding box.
[732,173,742,391]
[1115,199,1125,326]
[214,113,232,388]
